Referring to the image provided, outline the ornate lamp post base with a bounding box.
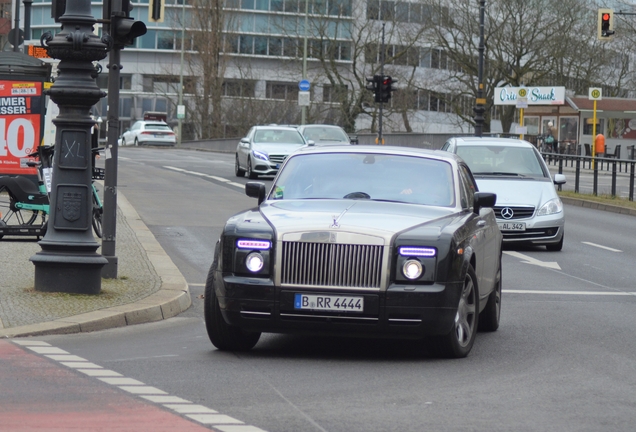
[29,0,110,294]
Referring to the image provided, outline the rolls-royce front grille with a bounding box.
[281,242,383,289]
[269,154,287,164]
[494,206,535,220]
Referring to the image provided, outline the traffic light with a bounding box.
[379,76,396,103]
[149,0,165,23]
[366,76,381,103]
[598,9,615,40]
[111,14,147,46]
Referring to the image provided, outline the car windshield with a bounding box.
[254,129,305,144]
[144,124,172,131]
[456,145,546,177]
[270,152,455,207]
[302,127,349,143]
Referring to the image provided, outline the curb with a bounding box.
[560,196,636,217]
[0,191,192,338]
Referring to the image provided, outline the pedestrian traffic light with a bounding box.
[598,9,615,40]
[379,76,396,103]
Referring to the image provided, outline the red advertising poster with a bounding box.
[0,80,44,176]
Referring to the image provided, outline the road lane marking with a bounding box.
[504,290,635,296]
[582,242,622,252]
[503,251,561,270]
[16,341,267,431]
[164,166,245,188]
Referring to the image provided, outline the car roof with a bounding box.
[298,124,345,129]
[293,144,463,164]
[451,136,534,148]
[253,125,301,131]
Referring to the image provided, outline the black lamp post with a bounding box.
[30,0,110,294]
[473,0,486,137]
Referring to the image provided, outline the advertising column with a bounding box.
[0,80,45,177]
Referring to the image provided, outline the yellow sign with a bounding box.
[518,88,528,98]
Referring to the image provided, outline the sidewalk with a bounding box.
[0,192,191,338]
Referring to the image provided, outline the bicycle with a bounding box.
[0,146,104,240]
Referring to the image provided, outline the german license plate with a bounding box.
[498,222,526,231]
[294,294,363,312]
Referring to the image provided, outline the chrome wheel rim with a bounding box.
[455,273,476,347]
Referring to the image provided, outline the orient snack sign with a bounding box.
[494,86,566,105]
[0,80,43,175]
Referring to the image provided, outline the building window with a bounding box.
[223,80,257,97]
[323,84,347,103]
[266,82,298,100]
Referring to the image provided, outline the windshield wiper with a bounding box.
[475,172,524,177]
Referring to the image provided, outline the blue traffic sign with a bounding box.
[299,79,310,91]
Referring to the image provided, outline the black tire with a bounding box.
[247,158,258,179]
[435,265,479,358]
[479,256,501,332]
[546,232,564,251]
[204,262,261,351]
[235,155,246,177]
[92,205,103,238]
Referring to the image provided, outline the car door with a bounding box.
[459,163,498,296]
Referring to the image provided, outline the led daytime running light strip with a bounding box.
[237,239,271,250]
[399,246,436,257]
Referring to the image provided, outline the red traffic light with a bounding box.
[602,13,610,21]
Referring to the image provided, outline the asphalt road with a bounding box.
[9,147,636,432]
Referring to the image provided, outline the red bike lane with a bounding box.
[0,340,215,432]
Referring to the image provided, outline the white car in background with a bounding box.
[442,137,566,251]
[120,121,176,146]
[296,124,356,145]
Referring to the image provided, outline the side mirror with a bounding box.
[553,173,566,185]
[307,140,315,146]
[473,192,496,214]
[240,138,250,146]
[246,182,267,204]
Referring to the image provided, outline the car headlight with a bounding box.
[245,252,265,272]
[537,198,563,216]
[235,239,271,276]
[253,150,269,161]
[402,259,423,280]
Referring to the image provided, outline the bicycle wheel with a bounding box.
[92,198,103,238]
[0,185,41,226]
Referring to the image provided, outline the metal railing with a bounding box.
[542,151,636,201]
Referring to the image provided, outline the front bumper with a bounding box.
[498,212,564,245]
[251,159,281,176]
[215,273,462,338]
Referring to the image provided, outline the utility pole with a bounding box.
[378,22,385,145]
[473,0,486,137]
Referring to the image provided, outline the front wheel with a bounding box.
[435,265,479,358]
[204,264,261,351]
[235,155,246,177]
[247,158,258,179]
[546,232,564,251]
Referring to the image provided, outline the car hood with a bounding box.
[253,143,305,155]
[475,178,558,207]
[259,200,455,243]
